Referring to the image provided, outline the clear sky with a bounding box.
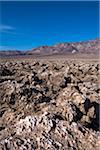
[0,1,99,50]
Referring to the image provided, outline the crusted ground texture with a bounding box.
[0,59,100,150]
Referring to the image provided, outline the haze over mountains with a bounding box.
[0,38,99,57]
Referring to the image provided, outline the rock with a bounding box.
[72,92,85,106]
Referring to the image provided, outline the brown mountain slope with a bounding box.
[26,38,100,55]
[0,38,99,57]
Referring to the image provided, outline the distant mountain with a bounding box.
[0,38,99,57]
[26,38,100,55]
[0,50,24,57]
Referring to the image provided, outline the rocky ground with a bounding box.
[0,59,100,150]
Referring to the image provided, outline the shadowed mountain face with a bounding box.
[0,38,99,57]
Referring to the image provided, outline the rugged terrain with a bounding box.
[0,38,99,57]
[0,58,99,150]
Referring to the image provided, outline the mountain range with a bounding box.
[0,38,99,57]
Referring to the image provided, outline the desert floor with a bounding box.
[0,55,99,150]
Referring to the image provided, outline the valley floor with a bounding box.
[0,57,99,150]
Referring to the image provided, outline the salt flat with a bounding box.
[0,58,99,150]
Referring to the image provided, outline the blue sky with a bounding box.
[0,1,99,50]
